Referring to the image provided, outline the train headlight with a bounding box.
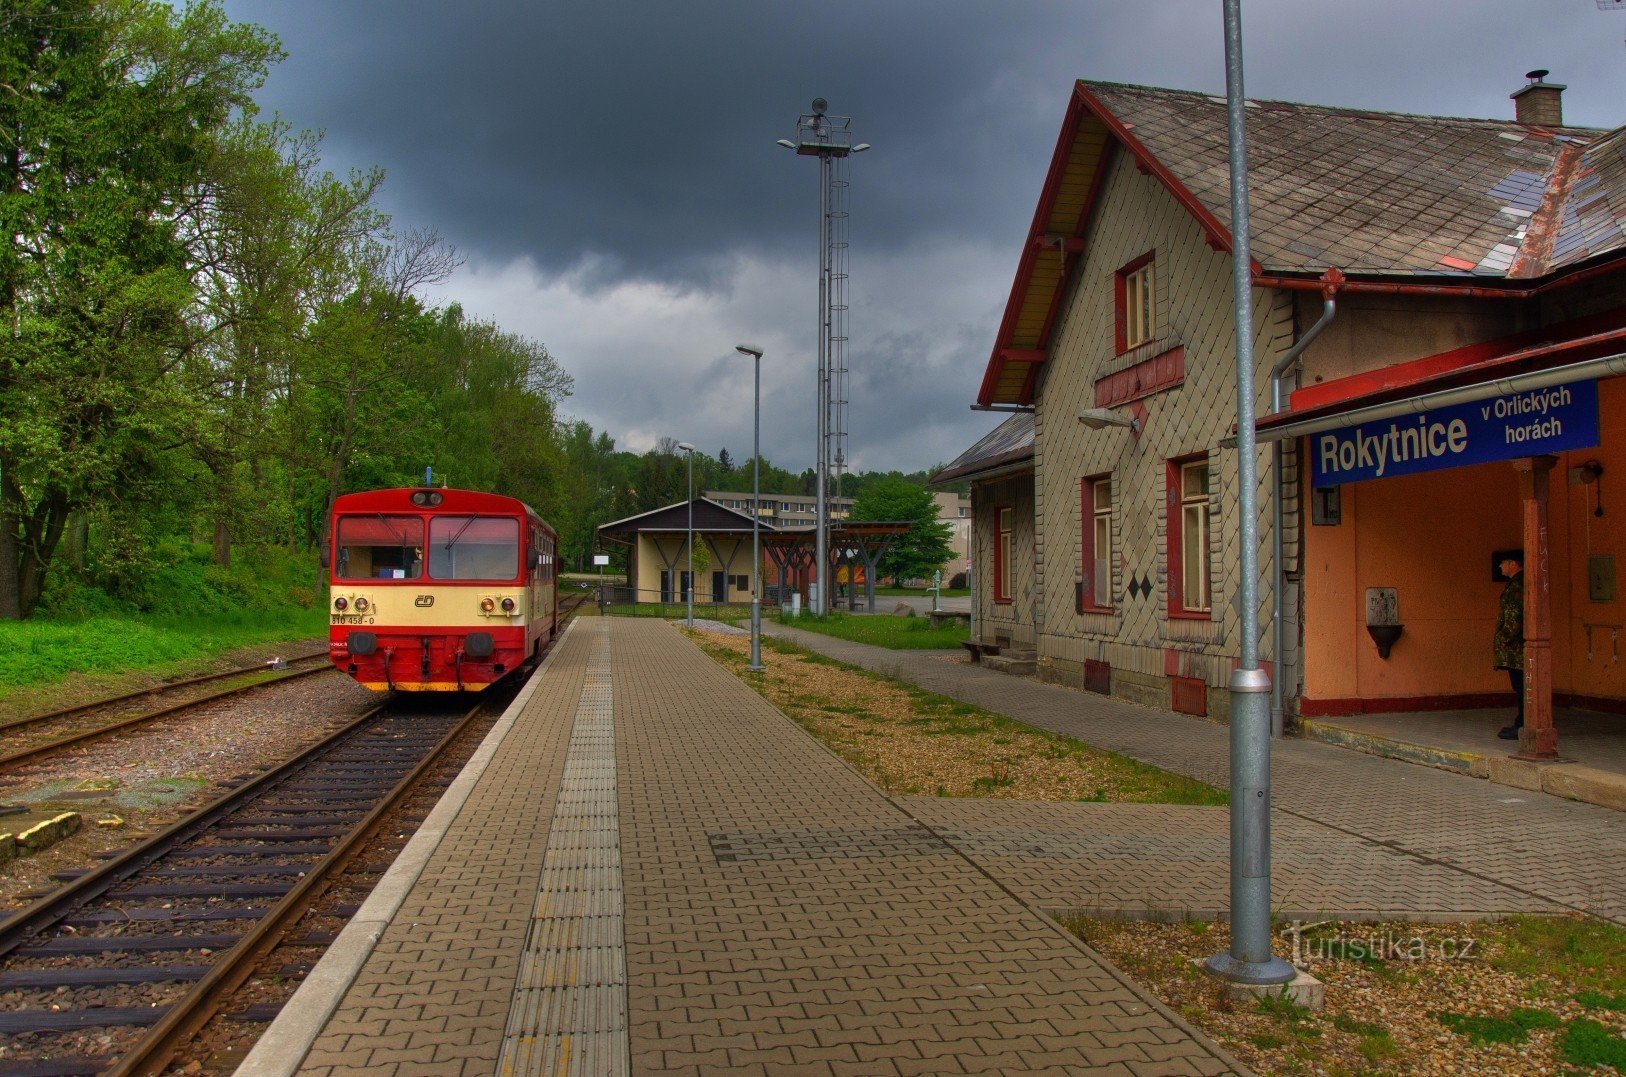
[480,597,496,613]
[354,597,370,613]
[334,597,348,612]
[500,597,516,613]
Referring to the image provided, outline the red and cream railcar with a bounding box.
[326,487,558,691]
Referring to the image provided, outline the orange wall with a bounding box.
[1304,375,1626,705]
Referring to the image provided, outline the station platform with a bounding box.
[241,617,1244,1075]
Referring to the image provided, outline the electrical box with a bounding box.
[1589,554,1616,603]
[1365,587,1399,627]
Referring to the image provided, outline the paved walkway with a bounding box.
[245,619,1242,1075]
[763,626,1626,925]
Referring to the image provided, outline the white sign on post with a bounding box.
[592,554,610,566]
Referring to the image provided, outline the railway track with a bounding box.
[0,598,590,1075]
[0,653,334,772]
[0,694,499,1075]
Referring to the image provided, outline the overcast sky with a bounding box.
[220,0,1626,476]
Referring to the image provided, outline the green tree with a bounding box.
[850,478,953,585]
[0,0,281,617]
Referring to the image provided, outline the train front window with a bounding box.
[429,516,519,580]
[335,516,423,579]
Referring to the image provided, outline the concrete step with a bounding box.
[982,654,1036,676]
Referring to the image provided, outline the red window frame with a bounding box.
[1165,455,1213,620]
[1114,250,1155,355]
[994,506,1014,604]
[1080,475,1112,612]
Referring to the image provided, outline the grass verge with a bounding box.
[1066,914,1624,1075]
[771,609,968,650]
[688,628,1224,805]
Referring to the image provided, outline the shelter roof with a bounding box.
[597,498,771,538]
[929,413,1035,485]
[978,79,1626,406]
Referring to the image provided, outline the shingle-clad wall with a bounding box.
[1031,150,1297,717]
[971,472,1036,648]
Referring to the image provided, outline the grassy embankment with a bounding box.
[0,545,326,708]
[771,609,969,649]
[691,628,1224,805]
[1071,914,1624,1075]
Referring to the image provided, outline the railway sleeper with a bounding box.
[66,906,271,925]
[0,965,211,990]
[169,843,331,857]
[20,933,241,955]
[114,882,293,898]
[0,1007,167,1035]
[206,827,349,841]
[0,1055,115,1076]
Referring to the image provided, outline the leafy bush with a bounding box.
[1,545,326,690]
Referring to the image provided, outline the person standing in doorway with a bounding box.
[1494,552,1525,740]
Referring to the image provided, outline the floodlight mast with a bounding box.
[778,99,866,615]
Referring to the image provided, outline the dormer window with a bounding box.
[1115,252,1155,353]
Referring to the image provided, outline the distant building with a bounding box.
[703,490,854,529]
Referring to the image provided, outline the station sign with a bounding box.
[1310,380,1600,488]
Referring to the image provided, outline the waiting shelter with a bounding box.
[596,498,772,607]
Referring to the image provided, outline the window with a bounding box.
[1166,458,1212,616]
[336,516,423,580]
[1115,252,1155,353]
[995,507,1014,603]
[428,516,520,580]
[1081,477,1112,610]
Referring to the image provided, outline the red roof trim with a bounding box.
[1072,83,1241,259]
[977,90,1094,407]
[1266,307,1626,429]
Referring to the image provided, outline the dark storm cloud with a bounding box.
[220,0,1626,471]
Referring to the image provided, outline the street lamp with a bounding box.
[678,441,697,627]
[737,345,766,670]
[1204,0,1294,992]
[778,99,869,615]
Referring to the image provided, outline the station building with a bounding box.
[938,75,1626,749]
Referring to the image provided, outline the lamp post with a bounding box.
[1203,0,1294,991]
[737,345,766,670]
[778,100,869,615]
[678,441,697,627]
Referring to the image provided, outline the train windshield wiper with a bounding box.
[443,516,478,551]
[376,513,407,546]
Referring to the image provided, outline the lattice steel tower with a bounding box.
[779,99,869,614]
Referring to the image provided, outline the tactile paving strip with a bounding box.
[499,622,629,1076]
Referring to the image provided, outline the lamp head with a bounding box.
[677,441,696,453]
[852,143,871,153]
[1077,408,1140,433]
[735,344,764,359]
[776,139,796,150]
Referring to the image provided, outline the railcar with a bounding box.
[325,487,558,691]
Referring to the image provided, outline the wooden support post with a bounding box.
[1513,456,1558,760]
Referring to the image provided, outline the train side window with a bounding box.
[429,516,520,580]
[335,516,423,579]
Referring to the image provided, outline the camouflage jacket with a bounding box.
[1493,574,1524,670]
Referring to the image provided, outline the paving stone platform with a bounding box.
[764,625,1626,926]
[244,618,1244,1075]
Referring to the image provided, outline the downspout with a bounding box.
[1269,268,1341,738]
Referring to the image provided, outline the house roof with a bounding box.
[977,79,1626,407]
[929,413,1035,486]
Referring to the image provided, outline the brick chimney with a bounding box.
[1511,69,1565,127]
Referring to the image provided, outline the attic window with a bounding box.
[1115,253,1155,353]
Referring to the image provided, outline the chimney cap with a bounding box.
[1525,69,1550,83]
